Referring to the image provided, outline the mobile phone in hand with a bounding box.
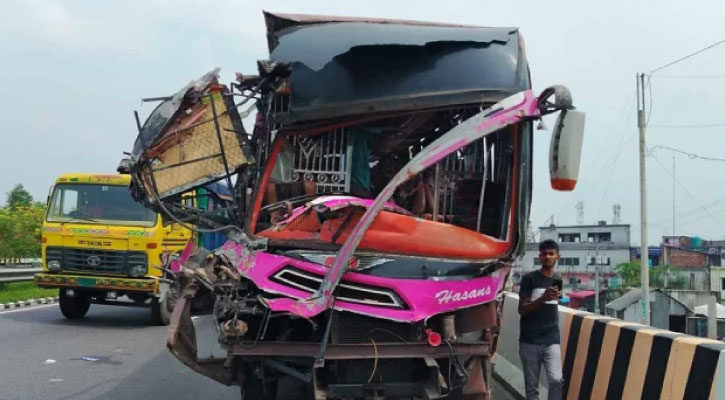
[553,277,563,293]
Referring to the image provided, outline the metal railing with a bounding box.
[0,268,42,283]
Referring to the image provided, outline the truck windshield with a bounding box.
[47,184,157,227]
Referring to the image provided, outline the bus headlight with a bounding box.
[129,265,148,277]
[48,260,61,271]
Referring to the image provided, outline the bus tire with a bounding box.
[59,289,90,319]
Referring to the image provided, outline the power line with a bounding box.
[637,203,725,232]
[652,197,725,225]
[650,153,725,229]
[650,39,725,75]
[634,206,725,234]
[645,39,725,126]
[594,132,637,220]
[532,90,637,230]
[652,75,725,79]
[649,144,725,162]
[646,75,654,124]
[649,123,725,128]
[580,90,637,185]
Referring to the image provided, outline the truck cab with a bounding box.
[35,173,191,325]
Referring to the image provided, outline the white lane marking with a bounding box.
[0,303,58,315]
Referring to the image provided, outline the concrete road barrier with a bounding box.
[494,292,725,399]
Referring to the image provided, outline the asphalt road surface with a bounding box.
[0,304,516,400]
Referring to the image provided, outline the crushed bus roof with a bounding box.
[264,12,528,125]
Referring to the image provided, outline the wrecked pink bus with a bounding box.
[122,12,585,400]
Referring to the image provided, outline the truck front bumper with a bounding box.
[35,273,158,293]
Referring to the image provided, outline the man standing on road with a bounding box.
[518,239,564,400]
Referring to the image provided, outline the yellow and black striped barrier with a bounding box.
[560,309,725,400]
[494,293,725,399]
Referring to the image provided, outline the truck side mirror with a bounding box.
[549,109,585,191]
[46,185,55,207]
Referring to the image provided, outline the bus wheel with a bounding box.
[150,293,174,326]
[59,289,90,319]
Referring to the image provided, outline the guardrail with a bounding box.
[0,268,42,283]
[495,292,725,400]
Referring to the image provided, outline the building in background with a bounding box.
[515,221,631,290]
[605,288,691,333]
[711,267,725,301]
[662,236,724,263]
[631,246,661,267]
[630,235,722,294]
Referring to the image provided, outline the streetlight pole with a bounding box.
[637,73,651,325]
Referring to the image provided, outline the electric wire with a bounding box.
[646,75,654,125]
[593,132,637,221]
[593,40,725,237]
[644,207,725,233]
[531,90,636,236]
[650,153,725,230]
[367,338,379,383]
[363,328,410,343]
[643,38,725,149]
[649,197,725,226]
[632,197,725,233]
[568,96,637,223]
[651,75,725,79]
[649,123,725,128]
[649,39,725,75]
[649,145,725,162]
[628,39,725,239]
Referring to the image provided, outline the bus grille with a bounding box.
[333,312,414,344]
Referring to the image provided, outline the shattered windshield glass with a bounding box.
[256,118,527,254]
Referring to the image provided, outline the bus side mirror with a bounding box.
[549,109,585,191]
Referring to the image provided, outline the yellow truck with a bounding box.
[35,173,191,325]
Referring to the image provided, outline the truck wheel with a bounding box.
[150,294,174,326]
[59,289,90,319]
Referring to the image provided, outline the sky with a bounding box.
[1,0,725,245]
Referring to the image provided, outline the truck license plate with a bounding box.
[77,278,96,287]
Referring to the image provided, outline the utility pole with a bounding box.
[672,156,676,236]
[593,242,604,314]
[576,201,584,225]
[708,295,718,339]
[595,261,600,314]
[613,204,622,225]
[637,73,651,325]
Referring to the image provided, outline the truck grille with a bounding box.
[47,246,146,275]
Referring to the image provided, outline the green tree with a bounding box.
[6,184,33,209]
[614,262,688,290]
[614,261,641,287]
[0,197,45,262]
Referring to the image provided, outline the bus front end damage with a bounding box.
[127,12,585,400]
